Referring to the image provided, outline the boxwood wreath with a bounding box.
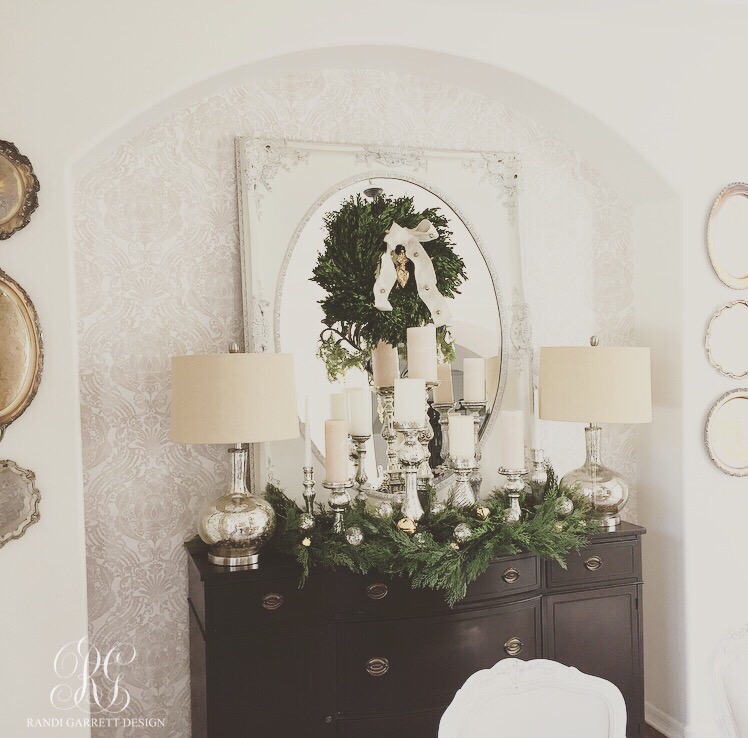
[265,468,598,606]
[311,193,467,381]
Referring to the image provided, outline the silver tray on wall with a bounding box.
[705,300,748,379]
[0,460,41,549]
[706,389,748,476]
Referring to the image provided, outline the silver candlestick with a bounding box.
[462,400,486,494]
[394,421,426,521]
[528,448,548,504]
[375,386,404,496]
[351,434,373,501]
[498,467,528,525]
[448,456,478,507]
[433,402,454,469]
[417,382,439,490]
[323,480,354,533]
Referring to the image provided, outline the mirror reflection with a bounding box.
[278,177,503,485]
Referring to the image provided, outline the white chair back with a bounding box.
[713,623,748,738]
[439,658,627,738]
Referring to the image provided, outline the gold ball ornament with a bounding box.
[449,542,460,551]
[554,521,565,533]
[396,517,417,535]
[476,506,490,520]
[301,536,312,547]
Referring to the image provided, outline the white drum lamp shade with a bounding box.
[539,346,652,425]
[170,352,299,444]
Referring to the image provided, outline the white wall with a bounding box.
[4,1,748,735]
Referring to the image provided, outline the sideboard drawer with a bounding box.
[546,539,639,589]
[337,598,541,714]
[207,575,323,631]
[337,707,444,737]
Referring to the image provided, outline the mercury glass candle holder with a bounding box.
[417,381,439,490]
[323,480,354,533]
[351,434,373,501]
[461,400,486,494]
[448,456,478,507]
[394,421,426,521]
[528,448,548,505]
[375,386,404,496]
[302,466,316,515]
[432,402,455,469]
[498,466,528,526]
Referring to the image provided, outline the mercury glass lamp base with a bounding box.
[560,463,628,528]
[208,551,260,568]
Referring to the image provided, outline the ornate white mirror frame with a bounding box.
[236,139,531,495]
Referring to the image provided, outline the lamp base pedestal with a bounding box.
[208,550,260,568]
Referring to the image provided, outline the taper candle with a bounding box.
[449,415,475,459]
[406,324,438,382]
[346,387,372,437]
[464,358,486,403]
[394,378,426,425]
[304,397,312,467]
[330,392,348,422]
[500,410,525,469]
[433,363,454,404]
[325,419,349,483]
[371,341,399,387]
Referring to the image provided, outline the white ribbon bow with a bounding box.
[373,220,452,327]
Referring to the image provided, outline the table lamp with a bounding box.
[170,346,298,567]
[539,337,651,527]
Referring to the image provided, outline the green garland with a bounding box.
[311,194,467,381]
[266,469,597,606]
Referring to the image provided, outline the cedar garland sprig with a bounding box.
[265,470,597,606]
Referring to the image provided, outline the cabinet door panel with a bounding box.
[544,585,643,738]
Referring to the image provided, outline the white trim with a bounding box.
[645,702,686,738]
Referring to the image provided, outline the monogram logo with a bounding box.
[50,638,136,714]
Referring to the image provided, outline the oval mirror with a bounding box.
[0,459,41,549]
[707,183,748,289]
[277,177,503,488]
[706,300,748,379]
[0,269,43,440]
[706,389,748,476]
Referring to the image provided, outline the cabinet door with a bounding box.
[544,584,643,738]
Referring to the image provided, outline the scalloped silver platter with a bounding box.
[0,460,41,548]
[705,300,748,379]
[0,269,43,440]
[707,183,748,289]
[0,140,40,240]
[705,389,748,476]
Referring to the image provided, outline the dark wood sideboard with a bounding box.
[186,522,645,738]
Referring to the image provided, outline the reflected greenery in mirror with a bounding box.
[312,194,467,380]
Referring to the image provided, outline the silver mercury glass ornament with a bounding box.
[498,466,528,526]
[394,420,426,521]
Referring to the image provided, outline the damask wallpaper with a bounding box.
[74,69,633,737]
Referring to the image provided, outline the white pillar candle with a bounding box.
[394,378,426,425]
[406,324,438,382]
[371,341,399,387]
[330,392,348,422]
[345,387,372,437]
[531,387,540,449]
[449,415,475,459]
[325,419,349,483]
[433,363,454,404]
[304,397,313,467]
[500,410,526,470]
[463,358,486,403]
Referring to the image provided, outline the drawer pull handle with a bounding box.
[584,556,603,572]
[504,637,524,656]
[366,657,390,677]
[502,567,520,584]
[261,593,284,610]
[366,582,389,600]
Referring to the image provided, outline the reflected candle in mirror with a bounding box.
[330,392,348,421]
[345,387,372,437]
[304,397,313,467]
[434,363,454,404]
[325,419,349,483]
[394,378,426,425]
[449,414,475,459]
[371,341,399,387]
[464,358,486,403]
[406,324,438,382]
[500,410,525,470]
